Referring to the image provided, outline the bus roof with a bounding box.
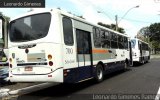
[10,8,129,38]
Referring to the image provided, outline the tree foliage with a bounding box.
[138,27,150,37]
[98,22,125,34]
[138,22,160,53]
[138,23,160,42]
[149,23,160,42]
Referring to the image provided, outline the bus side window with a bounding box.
[62,17,74,46]
[124,37,128,49]
[102,31,110,48]
[118,35,124,49]
[138,41,141,50]
[93,27,101,48]
[111,32,118,49]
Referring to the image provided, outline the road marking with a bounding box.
[155,86,160,100]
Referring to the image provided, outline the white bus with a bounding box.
[131,38,150,64]
[9,9,132,83]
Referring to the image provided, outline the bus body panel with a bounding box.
[63,18,94,83]
[8,9,131,83]
[9,43,64,82]
[9,11,64,82]
[131,38,150,63]
[9,67,63,82]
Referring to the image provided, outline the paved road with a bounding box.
[12,59,160,100]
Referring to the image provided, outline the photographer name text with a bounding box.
[3,2,42,7]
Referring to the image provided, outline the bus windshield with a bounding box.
[9,13,51,42]
[131,39,136,48]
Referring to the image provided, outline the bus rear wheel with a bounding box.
[141,58,145,64]
[95,64,104,83]
[124,62,128,70]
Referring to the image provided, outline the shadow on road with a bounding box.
[0,82,16,87]
[132,61,151,67]
[16,69,131,100]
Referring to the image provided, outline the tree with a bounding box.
[137,23,160,42]
[138,23,160,54]
[149,23,160,42]
[98,22,125,34]
[137,26,151,42]
[138,27,150,37]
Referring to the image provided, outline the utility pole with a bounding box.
[115,15,118,31]
[98,5,139,32]
[115,5,139,32]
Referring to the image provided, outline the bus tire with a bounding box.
[124,62,128,70]
[124,60,129,71]
[141,57,145,64]
[95,64,104,83]
[146,59,148,63]
[146,56,149,63]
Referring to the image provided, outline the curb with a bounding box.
[151,55,160,59]
[0,88,10,99]
[0,82,59,99]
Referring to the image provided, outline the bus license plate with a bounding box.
[25,66,33,71]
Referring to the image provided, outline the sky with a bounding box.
[0,0,160,38]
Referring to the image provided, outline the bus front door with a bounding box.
[139,42,143,62]
[129,41,133,66]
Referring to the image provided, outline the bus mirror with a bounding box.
[108,50,112,53]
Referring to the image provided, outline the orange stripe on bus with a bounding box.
[92,49,108,53]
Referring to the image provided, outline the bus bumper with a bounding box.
[9,67,63,83]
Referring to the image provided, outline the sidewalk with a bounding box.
[151,54,160,59]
